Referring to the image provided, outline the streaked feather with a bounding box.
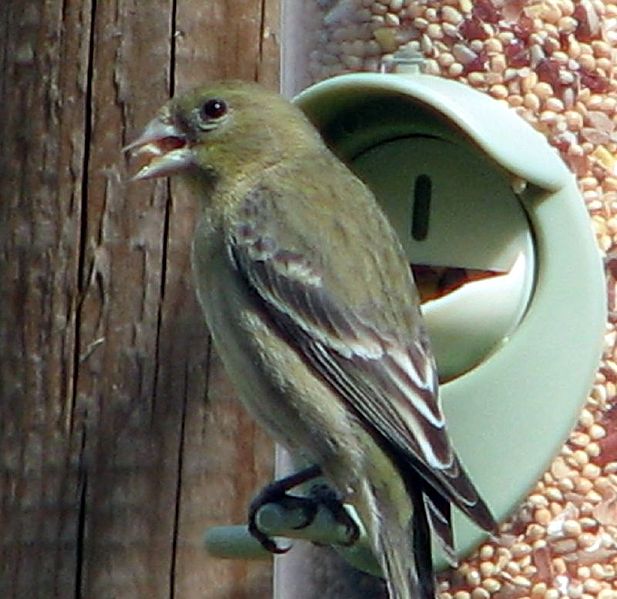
[228,182,497,554]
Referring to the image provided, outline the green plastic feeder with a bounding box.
[293,71,606,567]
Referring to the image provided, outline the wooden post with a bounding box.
[1,2,277,597]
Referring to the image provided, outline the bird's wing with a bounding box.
[227,184,495,534]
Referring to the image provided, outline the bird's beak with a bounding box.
[124,116,194,181]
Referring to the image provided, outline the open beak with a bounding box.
[124,116,194,181]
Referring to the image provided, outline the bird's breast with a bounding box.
[190,225,366,479]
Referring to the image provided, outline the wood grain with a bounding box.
[0,1,278,597]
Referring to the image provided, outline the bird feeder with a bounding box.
[294,70,606,562]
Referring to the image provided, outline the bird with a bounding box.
[126,80,497,599]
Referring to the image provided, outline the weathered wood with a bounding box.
[1,1,278,597]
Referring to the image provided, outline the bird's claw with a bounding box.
[307,483,360,546]
[248,478,360,551]
[248,486,319,553]
[248,465,323,553]
[248,484,288,554]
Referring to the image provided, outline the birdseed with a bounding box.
[291,0,617,595]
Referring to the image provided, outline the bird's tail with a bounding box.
[361,476,435,599]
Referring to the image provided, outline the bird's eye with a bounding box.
[200,99,228,121]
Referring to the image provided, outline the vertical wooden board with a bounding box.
[0,1,92,596]
[166,1,280,597]
[174,0,277,91]
[257,0,282,92]
[73,0,182,597]
[1,1,281,597]
[77,0,173,426]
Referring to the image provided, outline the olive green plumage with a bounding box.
[129,81,497,599]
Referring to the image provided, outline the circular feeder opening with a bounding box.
[353,135,535,381]
[309,91,536,381]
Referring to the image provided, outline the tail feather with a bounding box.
[401,447,498,535]
[366,480,436,599]
[411,488,436,599]
[354,429,496,599]
[423,492,457,567]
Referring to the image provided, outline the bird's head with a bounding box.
[125,81,319,183]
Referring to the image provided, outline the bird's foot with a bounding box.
[248,464,322,554]
[306,482,360,546]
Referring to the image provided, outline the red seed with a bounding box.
[459,17,489,41]
[597,440,617,466]
[536,58,562,86]
[505,39,530,67]
[606,255,617,281]
[472,0,501,24]
[512,15,535,41]
[601,364,617,384]
[462,50,489,74]
[551,133,574,153]
[579,68,611,93]
[573,2,601,42]
[532,545,554,582]
[601,402,617,430]
[559,31,571,50]
[597,431,617,465]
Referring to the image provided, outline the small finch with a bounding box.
[126,81,497,599]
